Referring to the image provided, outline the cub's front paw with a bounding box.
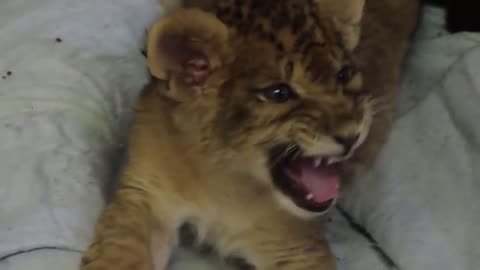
[80,252,151,270]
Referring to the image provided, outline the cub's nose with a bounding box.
[333,134,360,155]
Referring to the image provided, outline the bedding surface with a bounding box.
[0,1,478,270]
[0,0,161,267]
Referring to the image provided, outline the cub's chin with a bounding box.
[268,144,345,217]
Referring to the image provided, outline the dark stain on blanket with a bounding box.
[336,205,398,269]
[0,246,82,262]
[2,70,12,79]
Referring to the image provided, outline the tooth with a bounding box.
[306,193,314,200]
[314,158,322,167]
[327,158,335,165]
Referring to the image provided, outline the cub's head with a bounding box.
[147,0,372,218]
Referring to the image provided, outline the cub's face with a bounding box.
[147,1,371,218]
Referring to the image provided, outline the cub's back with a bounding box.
[343,0,421,178]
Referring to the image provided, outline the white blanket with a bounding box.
[0,1,478,270]
[0,0,160,268]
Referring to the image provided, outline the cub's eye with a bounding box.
[262,84,298,103]
[337,65,354,85]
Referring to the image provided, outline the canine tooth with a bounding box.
[306,193,314,200]
[313,158,322,167]
[327,158,335,165]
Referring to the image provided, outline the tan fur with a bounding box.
[80,1,420,270]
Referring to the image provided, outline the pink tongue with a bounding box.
[285,160,339,203]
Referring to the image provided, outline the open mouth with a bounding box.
[269,144,343,213]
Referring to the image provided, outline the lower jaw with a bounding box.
[290,196,336,213]
[268,145,344,214]
[273,177,338,213]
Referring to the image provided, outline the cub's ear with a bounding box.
[314,0,365,50]
[147,9,230,92]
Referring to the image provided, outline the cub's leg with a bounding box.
[80,186,173,270]
[228,217,335,270]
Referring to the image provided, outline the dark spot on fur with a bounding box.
[178,222,197,247]
[226,256,256,270]
[254,2,272,16]
[278,7,290,27]
[252,24,263,35]
[292,14,306,33]
[231,106,250,123]
[246,12,254,23]
[238,24,250,35]
[6,71,12,76]
[234,0,242,9]
[258,32,275,42]
[249,0,260,10]
[272,15,287,30]
[295,31,309,51]
[302,41,325,57]
[308,4,322,28]
[291,3,302,13]
[276,259,293,267]
[55,37,62,43]
[275,42,285,52]
[285,61,294,80]
[233,8,243,20]
[216,7,231,19]
[264,32,276,43]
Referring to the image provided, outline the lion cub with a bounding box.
[80,0,418,270]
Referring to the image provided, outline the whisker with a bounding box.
[292,150,302,160]
[270,146,291,168]
[361,96,390,117]
[269,143,300,168]
[370,97,388,108]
